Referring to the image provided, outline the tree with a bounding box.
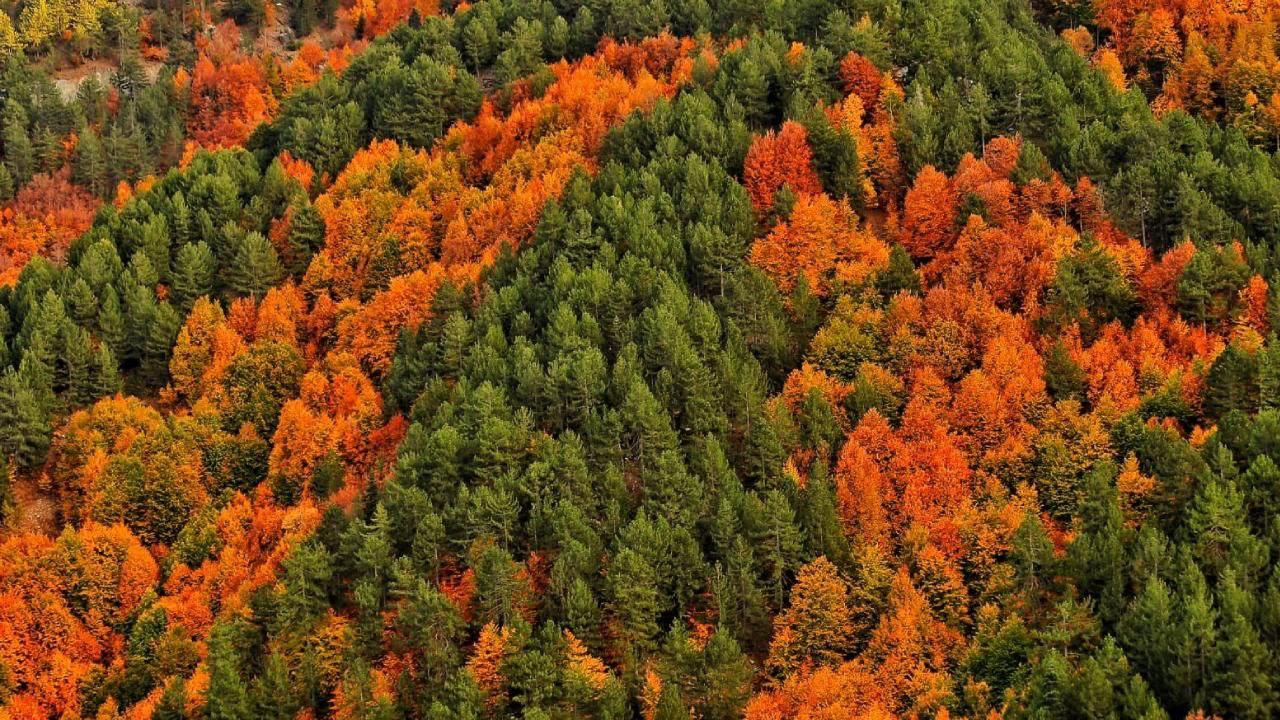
[1118,575,1175,701]
[172,242,217,311]
[0,369,51,467]
[1206,343,1260,419]
[766,556,853,676]
[253,651,299,719]
[900,165,957,259]
[839,51,883,112]
[749,192,887,297]
[1208,574,1273,718]
[3,100,33,185]
[742,121,823,213]
[207,623,251,720]
[219,340,305,435]
[72,127,109,197]
[152,678,188,720]
[226,232,283,299]
[285,203,325,276]
[606,547,660,661]
[93,343,122,399]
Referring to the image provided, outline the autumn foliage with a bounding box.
[0,0,1278,717]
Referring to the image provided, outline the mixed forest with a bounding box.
[1,0,1280,717]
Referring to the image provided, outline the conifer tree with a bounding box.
[226,232,283,299]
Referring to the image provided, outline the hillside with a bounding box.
[0,0,1278,718]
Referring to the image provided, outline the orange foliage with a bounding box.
[0,172,98,285]
[743,122,824,213]
[839,52,885,115]
[900,166,958,259]
[0,524,157,717]
[169,298,247,403]
[1239,274,1270,334]
[186,22,280,147]
[305,39,699,375]
[1097,0,1280,132]
[750,193,889,297]
[467,622,512,706]
[861,569,962,715]
[767,556,855,675]
[340,0,438,39]
[745,660,892,720]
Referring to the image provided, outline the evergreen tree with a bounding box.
[0,370,51,468]
[285,203,325,276]
[252,652,299,719]
[97,287,126,358]
[151,678,188,720]
[93,343,122,399]
[0,163,14,202]
[226,232,283,299]
[172,242,216,311]
[2,100,33,185]
[1206,343,1261,419]
[606,547,660,660]
[71,127,109,196]
[206,624,251,720]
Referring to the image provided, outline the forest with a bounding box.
[0,0,1279,717]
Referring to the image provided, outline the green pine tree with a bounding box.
[226,232,283,299]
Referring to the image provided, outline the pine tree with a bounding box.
[1069,466,1129,608]
[93,343,122,399]
[797,462,851,569]
[654,681,690,720]
[62,324,94,406]
[1170,560,1217,712]
[171,191,193,247]
[122,283,156,362]
[756,490,804,607]
[226,232,283,299]
[286,203,325,276]
[206,624,251,720]
[1117,575,1175,701]
[33,126,60,174]
[394,578,466,692]
[2,101,33,185]
[142,302,181,387]
[140,215,172,282]
[0,163,13,202]
[71,127,109,196]
[65,277,97,325]
[1258,340,1280,410]
[1184,476,1266,581]
[278,540,333,631]
[97,287,126,358]
[0,370,51,468]
[172,242,216,311]
[697,629,752,720]
[252,652,299,719]
[151,678,188,720]
[1206,343,1260,419]
[606,547,660,659]
[1209,572,1275,718]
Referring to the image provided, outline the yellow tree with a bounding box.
[766,556,854,676]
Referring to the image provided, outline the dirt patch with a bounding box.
[52,57,165,101]
[9,471,58,537]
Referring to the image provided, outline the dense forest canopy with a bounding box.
[0,0,1279,718]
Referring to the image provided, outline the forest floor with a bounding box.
[10,470,57,537]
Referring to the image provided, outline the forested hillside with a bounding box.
[0,0,1279,718]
